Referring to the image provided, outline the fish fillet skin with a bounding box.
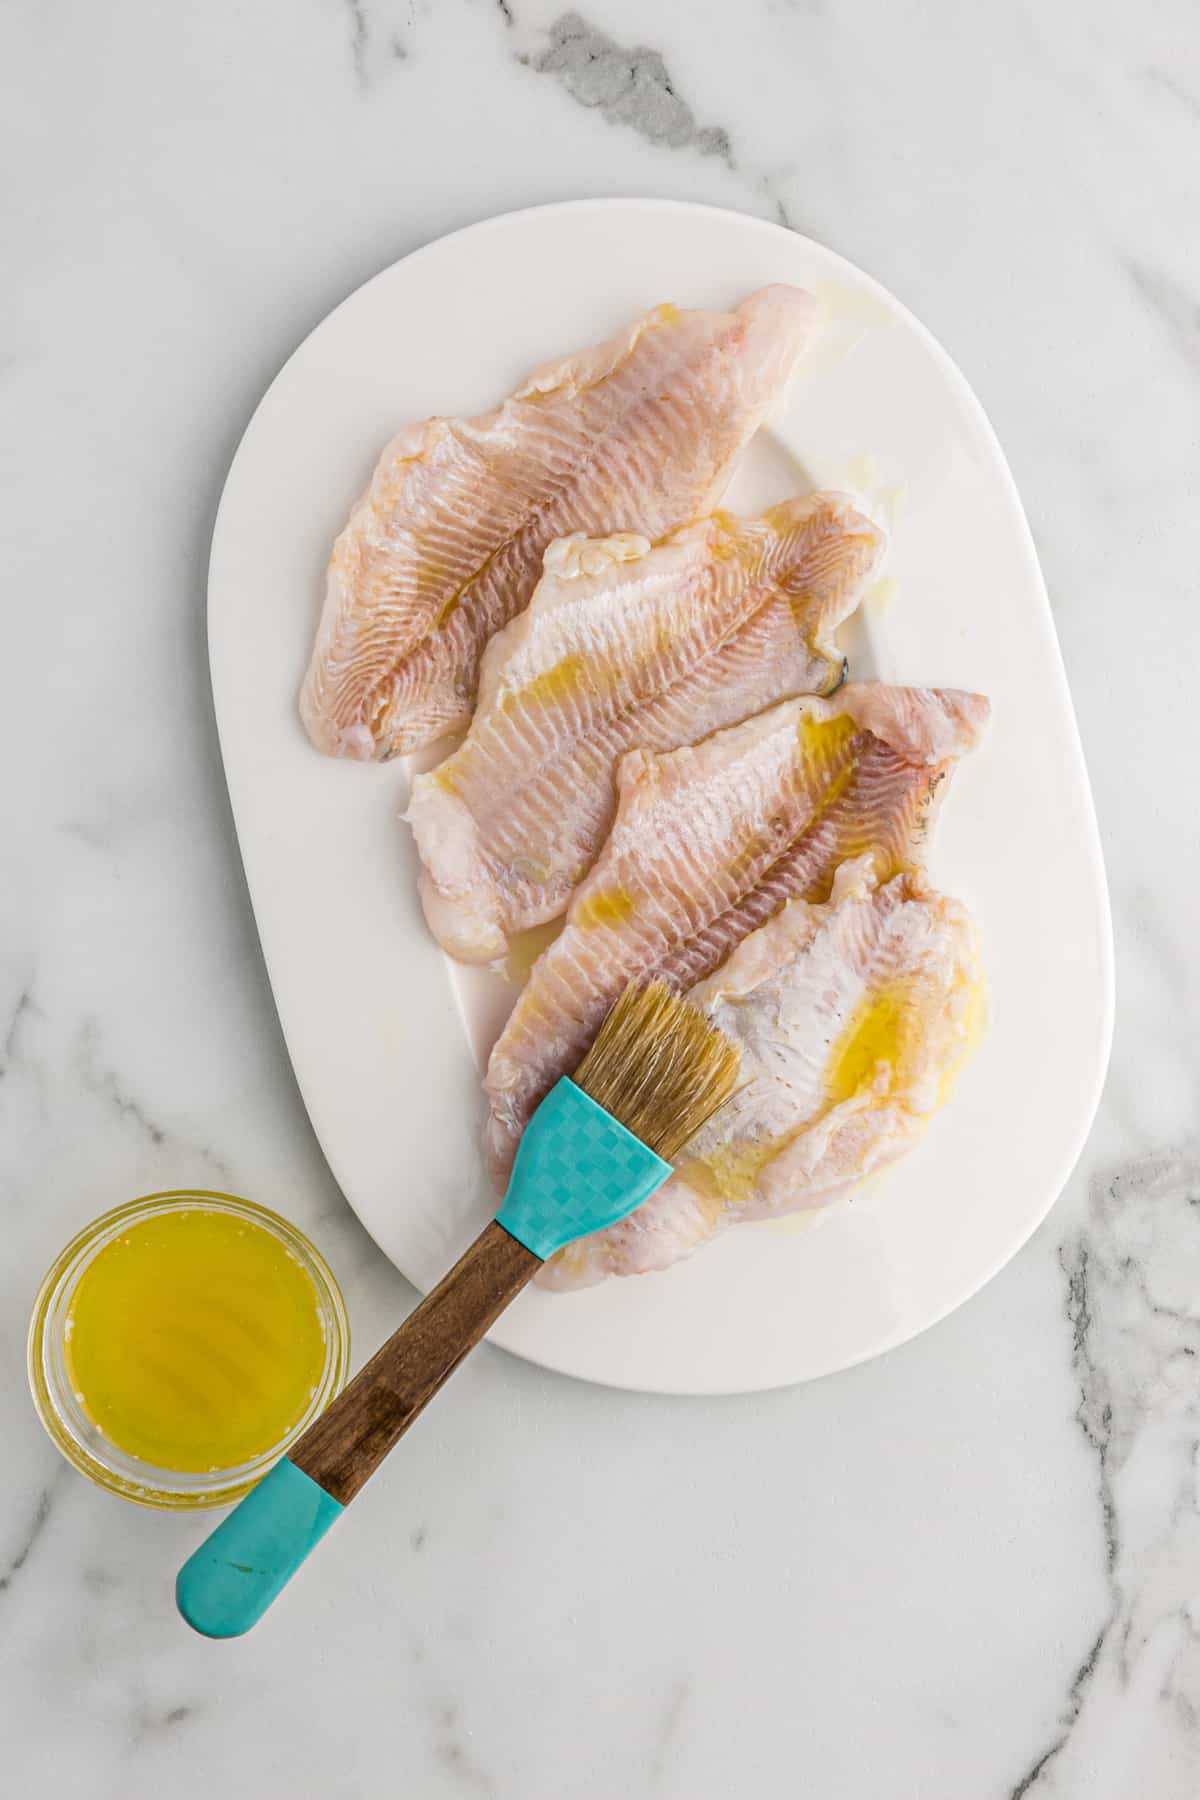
[408,493,886,963]
[483,683,989,1186]
[300,287,819,760]
[540,856,982,1287]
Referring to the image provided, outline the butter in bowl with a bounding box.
[27,1190,349,1510]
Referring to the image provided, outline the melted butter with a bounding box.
[678,1138,791,1206]
[796,709,858,768]
[574,886,636,931]
[436,534,508,628]
[705,742,861,918]
[786,587,820,630]
[514,655,586,708]
[504,915,565,984]
[705,512,743,562]
[763,1207,831,1237]
[936,966,988,1106]
[679,968,985,1214]
[65,1209,326,1474]
[827,981,916,1103]
[819,453,908,532]
[801,762,855,843]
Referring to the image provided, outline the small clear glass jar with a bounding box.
[27,1190,350,1510]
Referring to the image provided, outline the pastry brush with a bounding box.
[176,980,738,1638]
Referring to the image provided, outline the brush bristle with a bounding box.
[571,980,740,1162]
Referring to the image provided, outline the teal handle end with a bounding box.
[176,1457,343,1639]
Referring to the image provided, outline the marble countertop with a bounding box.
[2,3,1197,1794]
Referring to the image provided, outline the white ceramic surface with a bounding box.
[208,199,1112,1394]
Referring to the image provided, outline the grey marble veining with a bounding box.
[343,0,413,85]
[1,0,1198,1794]
[519,8,798,223]
[526,13,733,160]
[1016,1153,1200,1796]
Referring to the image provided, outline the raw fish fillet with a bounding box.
[300,287,818,759]
[484,683,988,1185]
[541,855,982,1287]
[408,494,886,962]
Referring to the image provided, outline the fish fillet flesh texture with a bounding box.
[300,286,819,759]
[408,493,886,963]
[484,682,989,1187]
[541,855,982,1287]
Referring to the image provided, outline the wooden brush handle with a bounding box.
[290,1221,540,1506]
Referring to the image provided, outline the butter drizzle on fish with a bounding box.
[541,855,983,1287]
[408,493,886,963]
[483,683,990,1187]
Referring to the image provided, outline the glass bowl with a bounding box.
[27,1190,350,1510]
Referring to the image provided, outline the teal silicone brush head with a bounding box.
[496,979,741,1261]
